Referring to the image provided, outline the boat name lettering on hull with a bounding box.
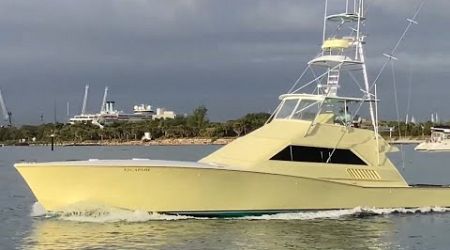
[123,168,151,172]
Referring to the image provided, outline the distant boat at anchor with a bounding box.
[415,126,450,151]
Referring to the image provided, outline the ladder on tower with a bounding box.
[325,68,340,96]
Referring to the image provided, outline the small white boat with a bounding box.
[415,127,450,151]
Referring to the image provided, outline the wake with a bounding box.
[30,202,450,223]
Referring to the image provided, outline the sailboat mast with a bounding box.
[81,84,89,115]
[100,86,109,113]
[66,101,70,117]
[0,89,10,122]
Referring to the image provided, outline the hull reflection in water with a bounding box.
[22,202,450,249]
[24,205,398,249]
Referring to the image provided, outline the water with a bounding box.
[2,145,450,249]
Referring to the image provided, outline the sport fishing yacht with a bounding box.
[16,1,450,216]
[415,127,450,151]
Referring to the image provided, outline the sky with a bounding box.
[0,0,448,124]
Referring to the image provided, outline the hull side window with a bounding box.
[271,145,366,165]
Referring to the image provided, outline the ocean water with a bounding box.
[2,145,450,249]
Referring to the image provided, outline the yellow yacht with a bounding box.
[15,1,450,216]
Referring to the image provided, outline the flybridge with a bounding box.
[278,0,376,130]
[288,0,372,105]
[309,0,369,98]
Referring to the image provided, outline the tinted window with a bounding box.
[270,145,366,165]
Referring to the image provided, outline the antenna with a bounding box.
[81,84,89,115]
[53,100,57,124]
[322,0,328,42]
[100,86,109,113]
[370,0,425,90]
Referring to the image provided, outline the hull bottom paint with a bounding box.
[15,164,450,216]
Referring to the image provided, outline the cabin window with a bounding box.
[270,145,366,165]
[275,99,298,119]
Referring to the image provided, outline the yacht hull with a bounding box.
[15,163,450,215]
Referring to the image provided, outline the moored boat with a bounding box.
[415,126,450,151]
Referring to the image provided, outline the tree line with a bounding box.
[0,105,443,144]
[0,106,271,144]
[377,120,437,140]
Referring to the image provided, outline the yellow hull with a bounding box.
[15,163,450,215]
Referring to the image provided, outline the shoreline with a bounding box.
[8,138,237,147]
[388,139,424,145]
[3,137,427,147]
[97,138,235,146]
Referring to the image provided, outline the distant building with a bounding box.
[153,108,176,120]
[69,86,176,128]
[69,101,176,127]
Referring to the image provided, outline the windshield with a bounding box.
[275,99,298,119]
[273,95,364,126]
[275,98,321,121]
[291,100,321,121]
[319,99,362,126]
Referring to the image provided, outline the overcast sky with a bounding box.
[0,0,447,124]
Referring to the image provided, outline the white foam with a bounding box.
[29,202,193,222]
[30,202,450,223]
[238,208,361,220]
[57,204,194,222]
[238,207,450,220]
[59,210,193,223]
[30,202,47,217]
